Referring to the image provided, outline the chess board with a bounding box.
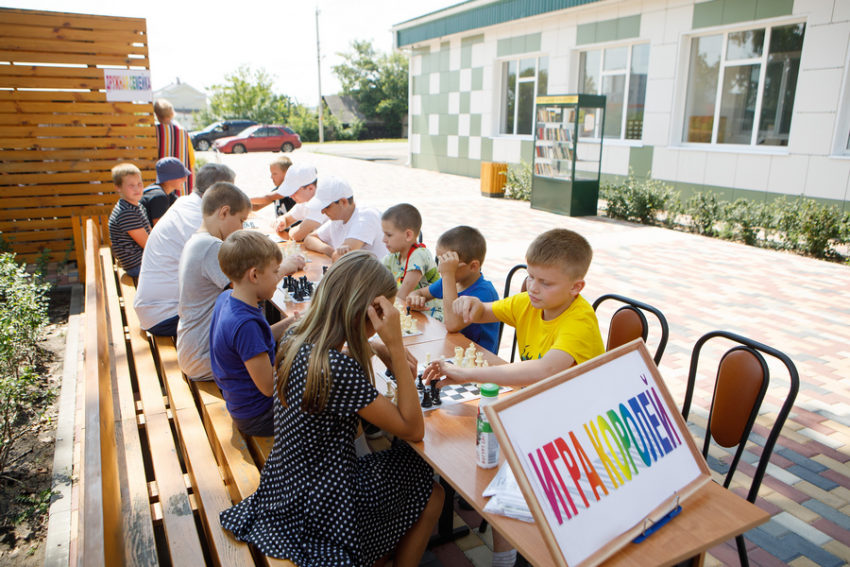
[276,275,314,304]
[380,369,509,412]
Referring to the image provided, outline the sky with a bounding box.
[5,0,460,105]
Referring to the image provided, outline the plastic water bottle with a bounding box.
[476,383,500,468]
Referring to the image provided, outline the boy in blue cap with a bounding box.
[140,156,192,225]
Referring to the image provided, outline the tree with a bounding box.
[196,65,292,126]
[333,40,408,137]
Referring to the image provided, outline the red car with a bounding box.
[213,124,302,154]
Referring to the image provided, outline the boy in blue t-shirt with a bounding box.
[209,230,298,437]
[407,226,499,353]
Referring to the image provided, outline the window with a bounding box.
[578,43,649,140]
[683,23,805,146]
[500,56,549,136]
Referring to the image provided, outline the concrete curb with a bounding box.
[44,284,83,567]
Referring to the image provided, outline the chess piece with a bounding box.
[421,387,432,408]
[323,265,328,275]
[453,346,463,365]
[425,353,431,366]
[417,373,424,391]
[431,381,442,406]
[385,368,395,381]
[475,351,485,367]
[482,360,489,368]
[465,342,476,359]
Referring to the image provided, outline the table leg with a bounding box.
[428,477,470,548]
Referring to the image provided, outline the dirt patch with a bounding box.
[0,287,70,566]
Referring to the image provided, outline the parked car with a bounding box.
[190,119,256,151]
[213,124,302,154]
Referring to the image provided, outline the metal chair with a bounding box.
[591,293,669,364]
[681,331,799,567]
[498,264,527,362]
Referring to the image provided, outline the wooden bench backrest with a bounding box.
[81,218,123,566]
[72,212,110,282]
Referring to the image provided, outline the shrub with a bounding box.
[724,199,768,246]
[767,196,803,250]
[0,253,51,474]
[799,200,843,258]
[601,173,677,225]
[504,162,532,201]
[686,191,722,236]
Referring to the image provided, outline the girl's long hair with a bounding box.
[276,251,397,413]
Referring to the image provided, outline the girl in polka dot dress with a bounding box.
[221,251,444,566]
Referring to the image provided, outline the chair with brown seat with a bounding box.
[592,293,669,364]
[681,331,799,567]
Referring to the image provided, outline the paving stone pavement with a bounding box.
[211,148,850,566]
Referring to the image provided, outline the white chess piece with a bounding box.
[453,346,463,365]
[475,351,484,367]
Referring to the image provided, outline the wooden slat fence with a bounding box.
[0,8,157,266]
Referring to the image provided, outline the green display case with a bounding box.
[530,94,606,216]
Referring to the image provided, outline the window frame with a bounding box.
[576,40,650,142]
[498,54,548,138]
[680,19,806,149]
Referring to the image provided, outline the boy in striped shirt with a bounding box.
[108,163,151,278]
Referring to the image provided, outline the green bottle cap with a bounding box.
[480,383,499,397]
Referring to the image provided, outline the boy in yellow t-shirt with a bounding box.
[422,228,604,389]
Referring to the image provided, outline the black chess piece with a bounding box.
[431,381,442,405]
[293,288,304,301]
[384,368,396,381]
[421,387,432,408]
[306,282,314,295]
[322,265,328,275]
[416,374,424,391]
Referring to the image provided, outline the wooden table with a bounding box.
[376,338,770,567]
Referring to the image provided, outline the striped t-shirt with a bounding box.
[108,199,151,271]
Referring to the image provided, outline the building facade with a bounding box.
[393,0,850,209]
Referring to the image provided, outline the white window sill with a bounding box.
[669,143,790,156]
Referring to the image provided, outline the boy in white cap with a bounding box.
[270,163,330,241]
[140,157,192,225]
[303,175,388,261]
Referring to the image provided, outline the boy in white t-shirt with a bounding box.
[177,182,305,380]
[303,176,388,262]
[271,163,329,242]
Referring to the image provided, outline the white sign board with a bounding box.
[103,69,152,102]
[486,341,710,567]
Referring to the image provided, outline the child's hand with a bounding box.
[331,245,351,262]
[280,254,306,275]
[437,250,462,276]
[367,296,402,346]
[274,216,289,236]
[406,293,427,310]
[421,360,463,388]
[453,296,484,323]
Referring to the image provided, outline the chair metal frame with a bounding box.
[681,330,799,566]
[499,264,527,362]
[592,293,669,364]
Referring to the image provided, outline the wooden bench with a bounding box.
[77,217,294,566]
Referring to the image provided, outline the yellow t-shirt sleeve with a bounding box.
[548,299,605,364]
[491,293,520,327]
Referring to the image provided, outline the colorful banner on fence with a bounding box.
[103,69,152,102]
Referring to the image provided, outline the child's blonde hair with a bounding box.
[111,163,141,186]
[202,182,252,216]
[270,155,292,172]
[153,98,174,123]
[276,251,396,414]
[218,230,282,281]
[526,228,592,281]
